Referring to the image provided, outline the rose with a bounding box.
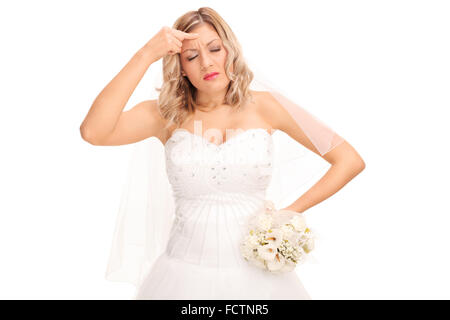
[291,215,307,232]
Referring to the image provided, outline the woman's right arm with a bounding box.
[80,46,161,146]
[79,27,199,146]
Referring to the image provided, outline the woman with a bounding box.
[80,7,365,299]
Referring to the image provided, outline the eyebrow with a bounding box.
[182,39,220,54]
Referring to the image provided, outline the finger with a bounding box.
[170,43,181,55]
[183,32,200,39]
[173,29,199,40]
[170,36,182,48]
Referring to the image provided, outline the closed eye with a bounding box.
[187,48,221,61]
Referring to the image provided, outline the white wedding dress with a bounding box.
[134,127,311,300]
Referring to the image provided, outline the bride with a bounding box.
[80,7,365,300]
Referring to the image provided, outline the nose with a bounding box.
[200,51,213,71]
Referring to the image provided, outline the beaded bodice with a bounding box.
[164,128,274,197]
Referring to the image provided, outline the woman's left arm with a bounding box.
[257,91,366,213]
[285,141,365,213]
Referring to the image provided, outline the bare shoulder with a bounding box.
[136,99,160,118]
[250,90,287,131]
[130,99,166,128]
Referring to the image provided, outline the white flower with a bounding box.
[257,243,278,261]
[290,215,307,232]
[266,253,286,272]
[240,243,254,259]
[240,201,315,274]
[278,259,296,273]
[247,233,259,247]
[256,214,273,231]
[280,224,295,238]
[265,229,283,247]
[250,257,266,269]
[303,237,315,253]
[286,231,301,245]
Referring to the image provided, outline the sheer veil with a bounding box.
[104,64,345,290]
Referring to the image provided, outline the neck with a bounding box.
[195,87,228,111]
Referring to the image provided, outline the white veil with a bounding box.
[104,65,345,291]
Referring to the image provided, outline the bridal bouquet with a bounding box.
[240,200,315,274]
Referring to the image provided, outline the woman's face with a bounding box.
[180,23,231,93]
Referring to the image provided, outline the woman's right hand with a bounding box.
[144,26,200,61]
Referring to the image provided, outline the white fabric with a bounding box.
[104,68,345,299]
[104,137,175,287]
[135,128,310,299]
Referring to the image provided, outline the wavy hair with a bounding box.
[156,7,255,130]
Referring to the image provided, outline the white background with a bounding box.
[1,0,449,299]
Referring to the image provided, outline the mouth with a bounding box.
[203,72,219,80]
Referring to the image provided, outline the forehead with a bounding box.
[182,24,221,47]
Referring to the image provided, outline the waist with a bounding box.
[165,194,265,268]
[175,192,266,207]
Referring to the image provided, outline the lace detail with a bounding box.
[165,128,273,197]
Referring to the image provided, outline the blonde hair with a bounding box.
[155,7,255,130]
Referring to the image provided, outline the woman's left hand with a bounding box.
[279,206,302,213]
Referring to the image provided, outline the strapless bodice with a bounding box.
[163,128,274,268]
